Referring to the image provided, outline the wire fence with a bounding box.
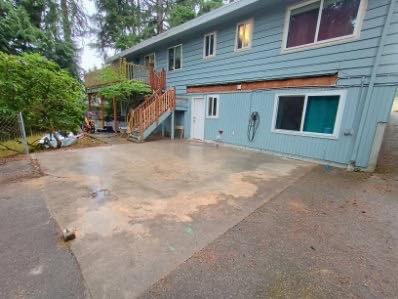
[0,112,29,158]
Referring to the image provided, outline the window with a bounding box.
[207,95,219,118]
[168,45,182,71]
[273,91,345,138]
[235,19,253,51]
[144,53,155,69]
[284,0,365,50]
[204,32,216,58]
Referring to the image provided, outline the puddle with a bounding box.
[91,189,118,203]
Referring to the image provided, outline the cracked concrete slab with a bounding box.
[32,140,313,298]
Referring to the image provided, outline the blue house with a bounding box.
[108,0,398,171]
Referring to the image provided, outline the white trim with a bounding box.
[271,90,347,140]
[167,44,183,72]
[234,18,254,52]
[203,32,217,59]
[281,0,368,54]
[206,95,220,119]
[144,52,156,69]
[191,96,205,140]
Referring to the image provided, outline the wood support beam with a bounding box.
[100,96,105,129]
[113,97,118,132]
[186,74,338,94]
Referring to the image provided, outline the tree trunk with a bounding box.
[60,0,72,44]
[156,0,164,34]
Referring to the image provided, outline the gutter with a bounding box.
[350,0,396,167]
[106,0,262,63]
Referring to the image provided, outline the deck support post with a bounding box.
[100,95,105,129]
[171,111,175,140]
[88,94,92,111]
[161,123,165,137]
[113,97,118,132]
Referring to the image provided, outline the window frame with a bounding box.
[206,95,220,119]
[168,44,183,71]
[203,32,217,59]
[234,18,254,52]
[144,52,156,69]
[281,0,368,53]
[271,90,346,139]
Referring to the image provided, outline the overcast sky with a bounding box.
[79,0,105,72]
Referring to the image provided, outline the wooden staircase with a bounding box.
[127,69,176,142]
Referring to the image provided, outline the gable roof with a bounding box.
[107,0,263,63]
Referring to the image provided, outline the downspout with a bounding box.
[351,0,396,167]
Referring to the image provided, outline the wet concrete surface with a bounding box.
[0,182,88,298]
[137,113,398,299]
[140,166,398,299]
[31,140,313,298]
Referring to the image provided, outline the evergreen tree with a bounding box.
[0,0,87,77]
[93,0,227,55]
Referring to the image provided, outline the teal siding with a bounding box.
[188,86,394,167]
[127,0,398,168]
[137,0,398,93]
[200,88,360,166]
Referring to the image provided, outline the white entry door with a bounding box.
[191,97,205,140]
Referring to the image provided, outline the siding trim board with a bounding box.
[186,74,338,93]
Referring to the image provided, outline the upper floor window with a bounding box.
[168,45,182,71]
[283,0,366,51]
[235,19,253,51]
[204,32,216,58]
[144,53,155,69]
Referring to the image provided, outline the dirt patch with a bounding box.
[0,157,44,184]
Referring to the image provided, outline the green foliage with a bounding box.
[99,80,151,100]
[0,0,87,77]
[0,0,42,53]
[169,4,196,27]
[0,52,86,132]
[198,0,223,15]
[94,0,227,53]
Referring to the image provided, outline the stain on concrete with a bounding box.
[31,140,313,298]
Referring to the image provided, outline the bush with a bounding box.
[0,52,85,134]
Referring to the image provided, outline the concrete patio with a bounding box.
[1,124,397,298]
[31,140,313,298]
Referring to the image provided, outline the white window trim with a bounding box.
[206,95,220,119]
[271,90,346,140]
[234,18,254,52]
[203,32,217,59]
[144,52,156,69]
[168,44,183,71]
[281,0,368,54]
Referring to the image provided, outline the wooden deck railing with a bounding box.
[129,87,176,135]
[84,59,149,89]
[149,68,166,92]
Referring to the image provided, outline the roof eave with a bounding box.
[106,0,262,63]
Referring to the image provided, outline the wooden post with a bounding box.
[100,95,105,129]
[88,94,92,111]
[113,97,118,132]
[171,111,175,140]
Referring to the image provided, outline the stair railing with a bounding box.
[130,87,176,137]
[149,68,166,92]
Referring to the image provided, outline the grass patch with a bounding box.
[0,134,43,158]
[0,133,106,158]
